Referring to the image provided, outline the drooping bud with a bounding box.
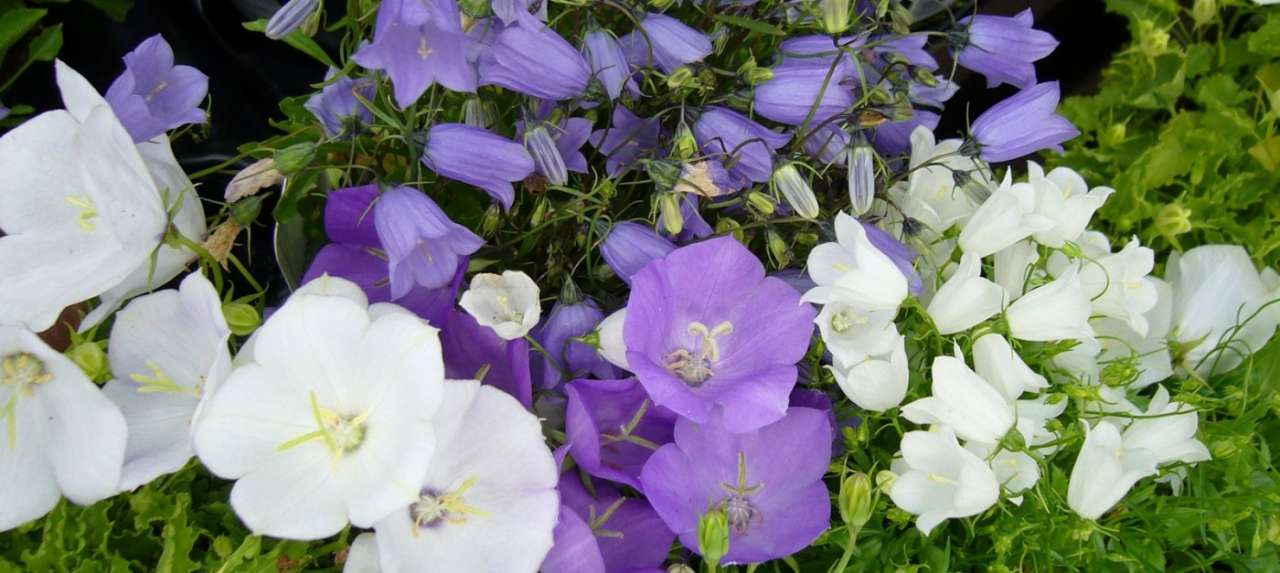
[838,471,874,530]
[223,302,261,336]
[480,203,502,236]
[697,509,731,567]
[673,124,699,161]
[524,124,569,186]
[599,222,676,284]
[771,162,820,219]
[715,217,744,242]
[847,143,875,215]
[265,0,320,40]
[766,230,790,267]
[273,142,317,176]
[820,0,851,34]
[1156,203,1193,238]
[463,97,497,129]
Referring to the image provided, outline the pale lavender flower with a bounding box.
[353,0,476,108]
[969,81,1080,162]
[305,68,375,137]
[421,123,535,209]
[104,34,208,142]
[543,475,676,573]
[956,9,1059,89]
[694,106,791,185]
[599,222,676,284]
[620,13,712,74]
[582,30,639,100]
[777,35,858,77]
[265,0,320,39]
[565,378,676,488]
[589,106,663,176]
[479,13,591,100]
[374,186,484,297]
[754,64,855,126]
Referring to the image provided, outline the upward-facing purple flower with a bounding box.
[624,237,817,432]
[582,30,639,100]
[589,106,664,176]
[353,0,476,108]
[694,107,791,185]
[754,65,855,126]
[104,34,208,142]
[640,407,832,564]
[969,81,1080,163]
[305,68,375,137]
[479,13,591,100]
[956,9,1059,89]
[620,13,712,74]
[565,378,676,488]
[600,222,676,284]
[374,186,484,297]
[533,298,614,387]
[422,123,535,209]
[542,474,676,573]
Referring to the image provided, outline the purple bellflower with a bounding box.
[640,407,833,564]
[542,474,676,573]
[353,0,476,108]
[777,35,858,77]
[564,378,677,488]
[582,30,640,100]
[305,68,375,138]
[754,65,856,126]
[969,81,1080,163]
[479,12,591,101]
[532,298,614,388]
[421,122,535,209]
[623,236,817,432]
[589,106,664,176]
[104,34,208,143]
[620,13,712,74]
[440,308,534,408]
[872,33,938,69]
[599,222,676,285]
[803,124,852,166]
[518,116,593,186]
[373,186,484,297]
[694,106,791,186]
[871,109,939,155]
[956,9,1059,89]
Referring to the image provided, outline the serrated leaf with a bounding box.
[1249,137,1280,173]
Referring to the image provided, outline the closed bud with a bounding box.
[231,194,266,226]
[771,163,820,219]
[524,124,569,186]
[273,142,317,176]
[913,67,941,87]
[738,58,773,85]
[889,4,913,35]
[66,341,109,382]
[821,0,851,34]
[530,197,549,227]
[265,0,320,39]
[745,191,777,216]
[796,232,819,245]
[666,66,696,89]
[223,302,261,336]
[649,0,677,10]
[766,230,790,267]
[594,177,617,200]
[867,86,894,106]
[1267,516,1280,545]
[847,144,876,215]
[697,509,731,567]
[480,203,502,236]
[838,471,874,530]
[1156,203,1193,237]
[463,97,497,128]
[1101,122,1127,147]
[673,125,698,161]
[1211,438,1239,459]
[659,193,685,236]
[715,217,744,242]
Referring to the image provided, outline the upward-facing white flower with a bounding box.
[828,332,908,412]
[889,427,999,534]
[1122,385,1210,467]
[193,277,445,539]
[1006,265,1093,342]
[926,253,1006,335]
[803,212,907,309]
[102,272,231,491]
[971,333,1047,401]
[1067,421,1158,520]
[815,300,898,364]
[460,271,542,340]
[1079,238,1158,337]
[1167,245,1278,376]
[1026,162,1113,248]
[957,171,1054,258]
[0,61,173,331]
[902,352,1014,444]
[0,326,127,532]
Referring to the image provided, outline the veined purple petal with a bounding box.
[104,34,208,142]
[694,107,791,185]
[599,222,676,284]
[479,12,591,100]
[440,308,534,407]
[970,81,1080,162]
[554,474,676,572]
[352,0,477,108]
[956,9,1059,89]
[588,106,663,176]
[565,378,677,488]
[324,184,381,247]
[621,13,712,74]
[533,299,612,388]
[305,68,376,137]
[374,186,484,296]
[754,65,855,126]
[422,123,535,209]
[582,30,639,100]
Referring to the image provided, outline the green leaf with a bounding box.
[243,19,336,68]
[1249,137,1280,173]
[26,23,61,62]
[712,14,785,37]
[83,0,134,21]
[0,7,46,60]
[1248,13,1280,57]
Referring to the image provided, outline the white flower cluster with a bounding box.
[810,126,1280,534]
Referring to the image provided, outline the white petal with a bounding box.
[344,533,382,573]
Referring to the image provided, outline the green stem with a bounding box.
[832,528,859,573]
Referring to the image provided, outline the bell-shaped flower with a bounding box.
[421,123,535,210]
[479,12,591,101]
[192,280,445,539]
[888,427,1000,535]
[828,332,908,412]
[306,68,375,138]
[873,110,941,156]
[963,442,1040,502]
[969,81,1081,163]
[371,380,558,571]
[754,64,855,126]
[1167,244,1278,376]
[565,378,676,489]
[517,116,593,186]
[1094,278,1174,390]
[693,106,791,185]
[893,126,990,237]
[0,326,127,532]
[624,237,816,432]
[102,273,231,491]
[352,0,476,108]
[992,239,1039,298]
[588,106,664,176]
[542,474,676,573]
[803,212,909,309]
[902,353,1015,444]
[803,123,851,166]
[0,61,173,331]
[971,333,1046,400]
[599,221,676,284]
[581,30,638,100]
[958,171,1055,257]
[342,533,380,573]
[815,301,897,365]
[1123,385,1210,468]
[640,407,832,564]
[265,0,320,39]
[1067,421,1158,520]
[439,308,534,407]
[926,253,1006,334]
[620,13,712,74]
[374,186,484,297]
[1079,238,1158,336]
[104,35,208,142]
[459,270,542,340]
[954,9,1058,89]
[1026,162,1113,247]
[1006,265,1093,342]
[532,298,613,387]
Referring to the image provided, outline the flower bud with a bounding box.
[745,191,776,216]
[223,302,261,336]
[766,230,790,267]
[771,163,820,219]
[658,193,685,236]
[820,0,851,34]
[524,124,569,186]
[231,195,266,226]
[480,203,502,236]
[913,67,941,87]
[697,509,731,567]
[715,217,744,242]
[666,66,696,89]
[273,142,317,176]
[847,144,875,215]
[1156,203,1193,237]
[530,196,549,227]
[265,0,320,40]
[66,341,110,382]
[673,124,698,161]
[463,97,497,128]
[838,471,874,530]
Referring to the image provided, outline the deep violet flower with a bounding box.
[564,378,677,488]
[305,68,375,137]
[440,308,534,408]
[589,106,664,176]
[956,9,1059,89]
[693,106,791,185]
[581,30,639,100]
[624,236,817,432]
[374,186,484,296]
[969,81,1080,163]
[599,222,676,285]
[532,298,614,388]
[421,123,535,209]
[479,12,591,101]
[754,65,856,126]
[352,0,476,108]
[542,474,676,573]
[640,407,833,564]
[104,34,208,142]
[620,13,712,74]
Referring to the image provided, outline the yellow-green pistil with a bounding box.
[1,353,54,449]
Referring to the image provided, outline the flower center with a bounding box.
[410,477,490,532]
[131,360,201,397]
[664,321,733,387]
[718,452,764,535]
[418,35,432,60]
[64,195,97,232]
[276,391,369,463]
[495,294,524,324]
[145,80,169,101]
[1,353,53,449]
[830,309,868,334]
